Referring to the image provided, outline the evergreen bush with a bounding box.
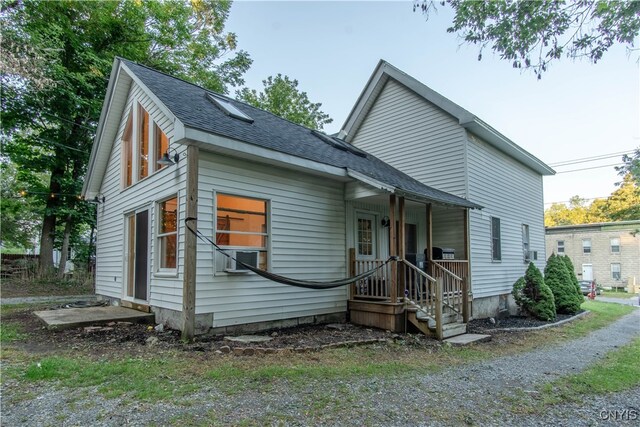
[544,254,583,314]
[512,262,556,321]
[559,255,582,295]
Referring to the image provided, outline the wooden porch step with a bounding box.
[440,322,467,339]
[406,310,468,339]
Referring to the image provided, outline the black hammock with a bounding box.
[185,218,395,290]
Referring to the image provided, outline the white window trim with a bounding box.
[611,263,621,280]
[522,224,530,263]
[213,190,271,275]
[121,99,171,190]
[154,194,179,278]
[582,239,592,254]
[491,216,501,262]
[610,237,620,254]
[557,240,565,254]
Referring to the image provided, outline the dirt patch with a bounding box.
[3,304,450,357]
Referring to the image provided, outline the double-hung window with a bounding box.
[215,194,268,271]
[610,237,620,254]
[582,239,591,254]
[491,217,501,261]
[611,263,621,280]
[157,197,178,271]
[122,103,171,188]
[557,240,565,254]
[522,224,530,262]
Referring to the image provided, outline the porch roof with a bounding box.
[116,59,481,209]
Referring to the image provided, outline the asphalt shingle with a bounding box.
[122,59,480,209]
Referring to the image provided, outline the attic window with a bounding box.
[206,94,254,123]
[310,130,367,158]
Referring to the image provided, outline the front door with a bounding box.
[355,212,377,261]
[582,264,593,281]
[125,210,149,301]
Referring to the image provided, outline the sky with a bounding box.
[225,1,639,208]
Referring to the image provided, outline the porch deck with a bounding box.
[349,257,471,339]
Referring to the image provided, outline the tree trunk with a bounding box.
[38,165,64,274]
[57,214,73,278]
[38,212,56,273]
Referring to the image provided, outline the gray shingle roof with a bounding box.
[122,59,480,209]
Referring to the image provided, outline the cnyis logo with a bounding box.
[599,409,638,421]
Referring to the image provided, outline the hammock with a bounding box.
[185,217,395,290]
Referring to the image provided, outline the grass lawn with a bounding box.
[1,300,634,405]
[601,290,637,299]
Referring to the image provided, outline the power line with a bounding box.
[544,196,608,205]
[554,162,624,174]
[549,150,634,167]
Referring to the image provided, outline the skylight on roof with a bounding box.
[310,130,367,158]
[206,94,254,123]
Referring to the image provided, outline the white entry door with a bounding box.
[582,264,593,281]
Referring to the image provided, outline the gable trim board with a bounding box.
[341,60,553,319]
[341,60,555,177]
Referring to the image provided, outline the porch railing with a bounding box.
[351,258,392,299]
[349,254,471,337]
[431,261,470,323]
[400,259,436,315]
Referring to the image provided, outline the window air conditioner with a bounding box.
[226,250,259,273]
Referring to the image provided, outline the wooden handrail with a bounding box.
[432,261,463,281]
[399,259,436,283]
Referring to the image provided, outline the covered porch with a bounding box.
[345,183,473,340]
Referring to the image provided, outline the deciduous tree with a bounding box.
[414,1,640,78]
[236,74,333,130]
[1,0,251,271]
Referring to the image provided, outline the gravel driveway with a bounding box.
[2,309,639,426]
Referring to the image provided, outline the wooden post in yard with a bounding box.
[462,277,470,324]
[389,194,397,303]
[435,277,444,340]
[398,196,406,298]
[426,203,433,275]
[348,248,356,299]
[463,208,471,323]
[182,145,199,342]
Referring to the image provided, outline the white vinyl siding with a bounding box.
[197,153,347,327]
[350,79,468,197]
[94,82,186,310]
[467,135,546,298]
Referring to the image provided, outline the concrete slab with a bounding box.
[224,335,273,343]
[34,306,155,330]
[444,333,492,346]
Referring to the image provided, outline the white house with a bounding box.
[83,58,551,338]
[339,61,555,318]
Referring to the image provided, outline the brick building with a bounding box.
[545,220,640,292]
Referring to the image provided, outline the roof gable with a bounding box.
[85,58,481,209]
[340,60,555,176]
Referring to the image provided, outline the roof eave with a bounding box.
[82,58,122,198]
[462,118,556,176]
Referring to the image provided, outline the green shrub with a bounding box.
[545,254,583,315]
[559,255,581,295]
[512,263,556,321]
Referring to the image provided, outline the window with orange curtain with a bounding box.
[158,196,178,270]
[216,194,268,270]
[155,124,169,170]
[122,110,133,187]
[138,103,149,180]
